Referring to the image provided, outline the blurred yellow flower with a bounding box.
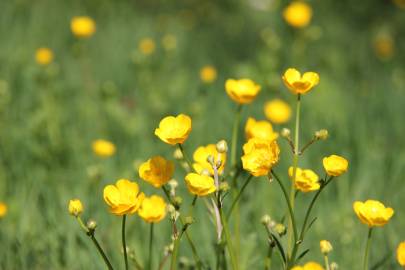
[138,195,167,223]
[162,34,177,51]
[71,16,96,38]
[35,48,54,66]
[68,199,83,217]
[353,200,394,227]
[282,68,319,95]
[245,117,279,142]
[264,99,292,124]
[92,139,116,158]
[323,155,348,176]
[288,167,320,192]
[103,179,145,215]
[139,156,174,188]
[200,65,217,83]
[185,173,216,196]
[283,1,312,28]
[0,202,7,218]
[241,138,280,176]
[397,241,405,266]
[393,0,405,9]
[291,262,324,270]
[373,34,394,60]
[139,38,156,55]
[225,78,261,104]
[155,114,192,145]
[193,144,226,175]
[320,240,333,254]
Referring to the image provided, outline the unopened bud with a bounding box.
[261,214,272,226]
[219,182,230,192]
[173,148,183,160]
[320,240,333,255]
[206,155,215,165]
[167,205,180,221]
[216,140,228,153]
[184,216,194,225]
[274,223,286,236]
[168,179,178,189]
[173,196,183,207]
[315,129,328,140]
[330,262,338,270]
[281,128,291,138]
[87,219,97,231]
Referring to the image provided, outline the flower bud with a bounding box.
[173,196,183,208]
[68,199,83,217]
[173,148,183,160]
[206,155,215,165]
[274,223,286,236]
[261,214,272,226]
[167,204,179,221]
[281,128,291,138]
[216,140,228,153]
[320,240,333,255]
[219,182,230,192]
[330,262,338,270]
[87,219,97,231]
[168,179,178,189]
[184,216,194,225]
[315,129,328,140]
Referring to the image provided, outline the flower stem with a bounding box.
[288,94,301,257]
[230,104,243,170]
[148,223,154,270]
[324,255,330,270]
[122,215,129,270]
[363,228,373,270]
[177,143,194,172]
[265,243,274,270]
[220,207,239,270]
[227,175,253,219]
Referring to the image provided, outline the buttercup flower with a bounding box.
[68,199,83,217]
[185,173,216,196]
[92,139,116,157]
[139,156,174,188]
[71,16,96,38]
[264,99,292,124]
[283,1,312,28]
[138,195,167,223]
[200,65,217,83]
[323,155,348,176]
[241,138,280,176]
[373,34,394,60]
[353,200,394,227]
[282,68,320,95]
[154,114,192,145]
[245,117,279,142]
[193,144,226,175]
[103,179,145,215]
[288,167,320,192]
[225,78,261,104]
[139,38,156,55]
[397,241,405,266]
[291,262,324,270]
[320,240,333,255]
[35,48,54,66]
[0,202,7,218]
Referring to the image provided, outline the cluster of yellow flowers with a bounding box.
[67,66,401,270]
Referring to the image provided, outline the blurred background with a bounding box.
[0,0,405,269]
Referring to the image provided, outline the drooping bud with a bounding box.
[281,128,291,138]
[315,129,329,140]
[216,140,228,153]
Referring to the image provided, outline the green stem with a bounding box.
[288,94,301,257]
[363,228,373,270]
[265,244,274,270]
[220,208,239,270]
[170,235,180,270]
[227,175,253,219]
[148,223,154,270]
[230,104,243,170]
[324,255,330,270]
[177,143,194,172]
[122,215,129,270]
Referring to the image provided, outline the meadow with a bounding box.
[1,0,405,269]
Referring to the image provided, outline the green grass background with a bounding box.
[0,0,404,269]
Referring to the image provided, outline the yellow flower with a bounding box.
[225,78,261,104]
[162,34,177,51]
[154,114,192,145]
[185,173,216,196]
[68,199,83,217]
[288,167,320,192]
[264,99,292,124]
[193,144,226,175]
[138,195,167,223]
[92,139,116,158]
[282,68,320,95]
[292,262,324,270]
[139,38,156,55]
[71,16,96,38]
[320,240,333,255]
[353,200,394,227]
[245,117,279,142]
[283,1,312,28]
[35,48,54,66]
[200,65,217,83]
[103,179,145,215]
[139,156,174,188]
[241,138,280,176]
[323,155,348,176]
[373,34,394,60]
[0,202,7,218]
[393,0,405,9]
[397,241,405,266]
